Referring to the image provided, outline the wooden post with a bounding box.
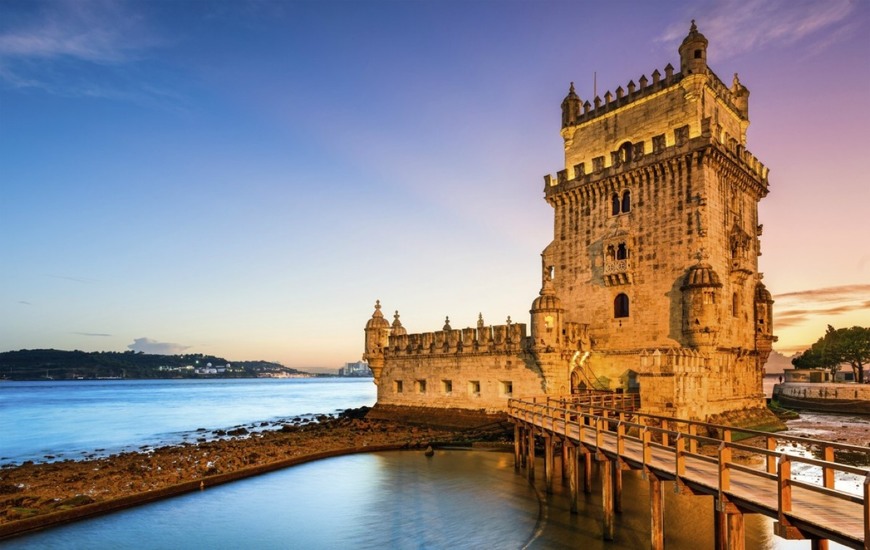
[584,446,593,494]
[726,507,745,550]
[765,436,777,474]
[714,498,727,550]
[561,441,569,482]
[649,473,664,550]
[811,539,829,550]
[527,428,536,482]
[544,434,554,494]
[778,454,791,515]
[688,424,698,454]
[864,471,869,546]
[822,445,834,489]
[567,443,579,514]
[602,457,615,541]
[514,423,521,470]
[614,460,623,513]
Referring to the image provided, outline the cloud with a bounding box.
[73,332,111,337]
[18,300,32,305]
[658,0,856,60]
[774,285,870,326]
[0,0,180,107]
[128,337,190,355]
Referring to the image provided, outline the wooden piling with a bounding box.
[544,434,554,494]
[649,474,664,550]
[602,457,615,540]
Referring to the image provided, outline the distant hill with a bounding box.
[763,350,794,374]
[0,349,309,380]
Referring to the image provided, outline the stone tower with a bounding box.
[364,23,776,426]
[541,21,775,420]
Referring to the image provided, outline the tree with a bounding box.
[792,325,870,383]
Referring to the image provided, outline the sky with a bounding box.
[1,0,868,371]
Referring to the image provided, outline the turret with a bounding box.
[754,280,774,341]
[530,276,563,351]
[679,20,708,76]
[363,300,391,383]
[561,82,581,128]
[680,263,722,350]
[731,73,750,120]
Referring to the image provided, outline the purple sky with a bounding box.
[1,0,868,369]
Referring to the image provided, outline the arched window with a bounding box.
[616,243,628,260]
[611,194,620,215]
[621,190,631,213]
[732,293,739,317]
[614,293,630,318]
[606,244,616,261]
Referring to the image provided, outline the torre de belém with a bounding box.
[364,23,778,428]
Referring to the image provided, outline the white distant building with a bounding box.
[339,361,372,377]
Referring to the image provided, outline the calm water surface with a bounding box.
[0,378,376,465]
[3,450,845,549]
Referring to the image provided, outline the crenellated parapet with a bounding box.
[385,316,527,357]
[639,348,710,375]
[543,130,768,199]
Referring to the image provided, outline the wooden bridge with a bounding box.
[508,393,868,550]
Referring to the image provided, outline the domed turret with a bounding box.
[390,310,407,337]
[731,73,750,120]
[679,20,708,76]
[754,280,774,342]
[680,263,722,349]
[561,82,581,128]
[530,277,563,350]
[363,300,391,382]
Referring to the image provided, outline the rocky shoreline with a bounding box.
[0,407,510,539]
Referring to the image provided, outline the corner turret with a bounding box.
[679,20,708,76]
[680,263,722,350]
[731,73,750,120]
[561,82,581,128]
[530,275,563,351]
[363,300,391,383]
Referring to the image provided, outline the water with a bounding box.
[3,450,848,549]
[0,378,376,465]
[0,379,859,548]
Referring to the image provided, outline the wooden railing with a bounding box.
[508,395,868,549]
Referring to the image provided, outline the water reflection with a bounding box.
[3,450,851,549]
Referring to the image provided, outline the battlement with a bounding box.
[562,64,745,130]
[543,125,768,193]
[385,321,527,357]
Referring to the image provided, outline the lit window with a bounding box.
[614,293,630,318]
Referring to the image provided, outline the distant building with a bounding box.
[339,361,372,377]
[365,22,777,426]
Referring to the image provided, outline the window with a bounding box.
[616,243,628,260]
[606,244,616,260]
[501,381,513,397]
[694,49,702,59]
[618,141,633,163]
[394,380,403,393]
[612,190,631,216]
[614,293,630,318]
[703,290,716,305]
[442,379,452,395]
[469,380,481,396]
[416,379,427,394]
[732,293,739,317]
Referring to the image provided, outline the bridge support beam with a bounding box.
[561,442,569,483]
[715,498,745,550]
[810,539,829,550]
[583,446,592,494]
[566,442,579,513]
[544,435,555,494]
[649,474,664,550]
[527,428,536,482]
[601,455,615,541]
[514,423,521,471]
[614,459,623,513]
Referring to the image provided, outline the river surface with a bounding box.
[0,378,857,549]
[0,378,376,466]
